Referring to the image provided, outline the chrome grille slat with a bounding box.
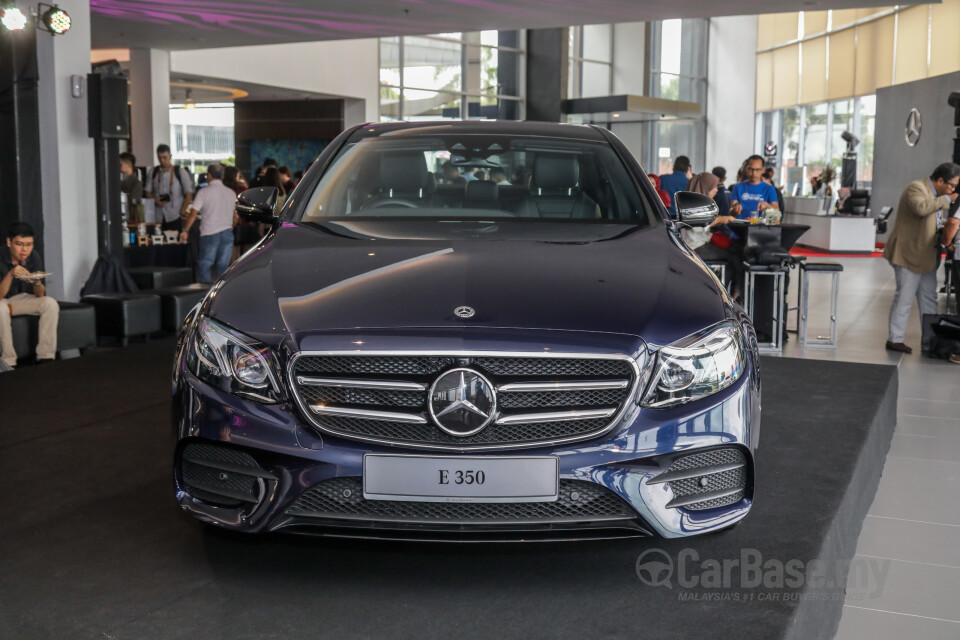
[651,448,749,511]
[289,352,640,450]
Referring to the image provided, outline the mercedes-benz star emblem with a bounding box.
[428,368,496,436]
[905,108,922,147]
[454,306,475,318]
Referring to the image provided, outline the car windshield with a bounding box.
[297,133,656,226]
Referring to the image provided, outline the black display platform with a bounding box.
[0,341,897,640]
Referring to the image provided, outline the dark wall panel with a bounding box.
[234,100,344,176]
[873,71,960,238]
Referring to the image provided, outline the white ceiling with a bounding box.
[91,0,898,51]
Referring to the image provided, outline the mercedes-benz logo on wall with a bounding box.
[428,368,496,436]
[905,108,922,147]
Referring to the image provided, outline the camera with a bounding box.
[157,194,170,204]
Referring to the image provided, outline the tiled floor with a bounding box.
[770,256,960,639]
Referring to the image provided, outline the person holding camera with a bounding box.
[144,144,194,233]
[883,162,960,354]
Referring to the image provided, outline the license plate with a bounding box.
[363,454,559,503]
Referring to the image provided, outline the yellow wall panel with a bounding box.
[800,37,827,104]
[827,29,855,100]
[930,0,960,77]
[771,44,799,109]
[854,16,896,95]
[756,51,773,112]
[856,6,891,20]
[895,5,930,84]
[803,11,829,36]
[757,14,776,50]
[831,9,859,29]
[772,13,800,45]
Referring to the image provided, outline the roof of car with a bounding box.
[348,120,609,142]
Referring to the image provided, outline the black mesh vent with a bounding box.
[182,442,261,469]
[286,478,636,523]
[298,386,425,409]
[662,448,748,512]
[295,356,455,376]
[499,389,625,409]
[316,416,611,446]
[473,357,632,378]
[181,459,261,505]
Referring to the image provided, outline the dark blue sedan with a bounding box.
[172,121,761,540]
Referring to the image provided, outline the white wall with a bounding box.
[36,0,99,301]
[612,22,646,96]
[705,15,757,177]
[171,39,381,124]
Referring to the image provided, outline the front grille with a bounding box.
[285,478,637,524]
[291,353,638,450]
[649,447,749,511]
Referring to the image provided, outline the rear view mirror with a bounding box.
[236,187,280,223]
[675,191,719,227]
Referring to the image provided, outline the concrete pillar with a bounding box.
[36,0,98,301]
[128,49,170,167]
[705,16,758,176]
[525,28,568,122]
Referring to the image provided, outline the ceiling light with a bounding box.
[1,7,27,31]
[612,113,621,118]
[40,4,70,35]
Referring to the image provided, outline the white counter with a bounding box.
[783,212,876,253]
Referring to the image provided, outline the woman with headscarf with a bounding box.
[648,174,671,209]
[681,172,742,301]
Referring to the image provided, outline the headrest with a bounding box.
[380,153,427,190]
[464,180,499,202]
[533,155,579,190]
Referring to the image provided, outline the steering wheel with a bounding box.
[365,199,419,209]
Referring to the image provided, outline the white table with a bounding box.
[783,212,876,254]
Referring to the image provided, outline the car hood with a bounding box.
[207,220,728,350]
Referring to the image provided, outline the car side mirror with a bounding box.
[236,187,280,223]
[675,191,719,227]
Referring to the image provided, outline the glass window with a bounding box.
[568,25,613,99]
[782,107,801,167]
[299,132,656,226]
[403,36,461,93]
[830,99,854,183]
[803,103,829,185]
[857,95,876,185]
[380,32,524,121]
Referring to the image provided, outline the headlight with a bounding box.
[187,317,284,403]
[641,322,746,409]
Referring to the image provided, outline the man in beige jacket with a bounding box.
[883,163,960,353]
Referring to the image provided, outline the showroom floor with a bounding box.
[775,255,960,639]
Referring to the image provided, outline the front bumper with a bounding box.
[172,351,760,540]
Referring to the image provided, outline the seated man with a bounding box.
[0,222,59,368]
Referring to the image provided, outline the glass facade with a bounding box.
[379,31,523,121]
[568,24,612,99]
[756,96,876,192]
[647,19,709,174]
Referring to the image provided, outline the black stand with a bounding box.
[92,137,123,258]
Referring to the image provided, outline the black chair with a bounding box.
[81,292,162,346]
[839,189,870,215]
[10,301,97,360]
[127,266,194,290]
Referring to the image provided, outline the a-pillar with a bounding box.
[128,49,170,167]
[36,0,98,301]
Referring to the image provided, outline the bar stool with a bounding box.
[744,263,788,353]
[798,262,843,348]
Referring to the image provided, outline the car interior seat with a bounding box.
[361,153,430,209]
[515,155,598,219]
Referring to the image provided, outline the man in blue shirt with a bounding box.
[730,155,780,219]
[658,156,692,207]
